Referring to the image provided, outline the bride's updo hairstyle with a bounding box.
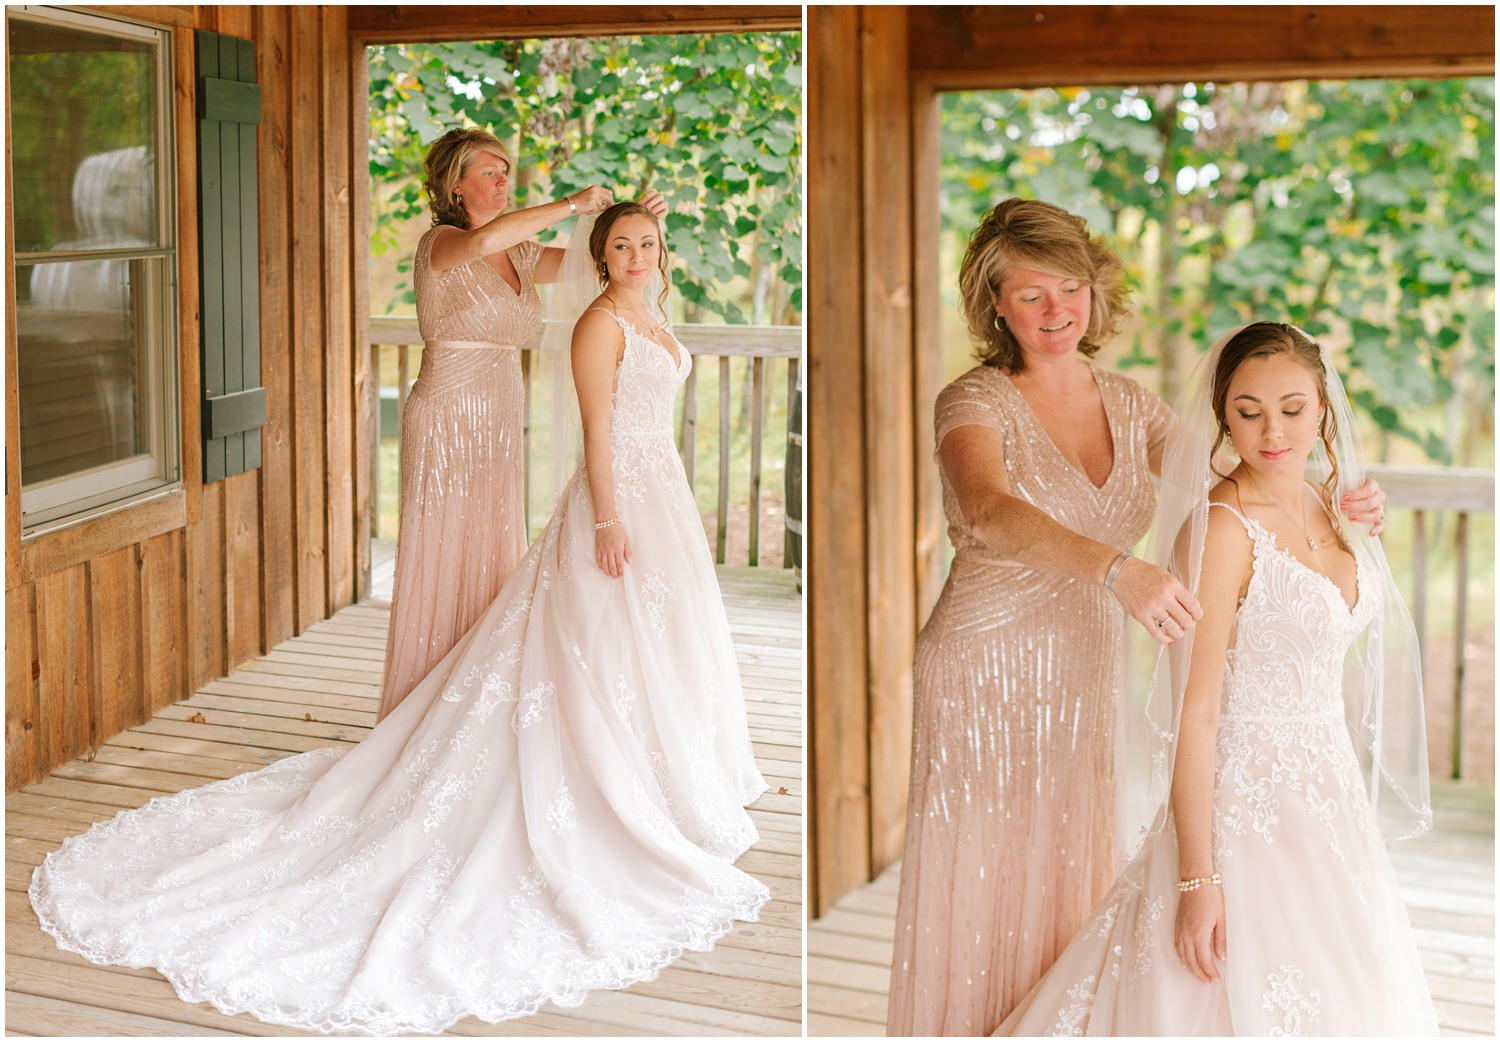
[589,201,671,316]
[422,128,513,229]
[958,197,1129,371]
[1210,322,1343,522]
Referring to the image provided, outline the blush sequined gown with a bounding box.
[995,502,1438,1036]
[378,229,539,720]
[29,315,769,1035]
[887,364,1173,1036]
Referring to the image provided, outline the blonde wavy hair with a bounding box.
[958,198,1129,370]
[422,128,513,229]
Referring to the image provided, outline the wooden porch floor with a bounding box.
[808,781,1495,1036]
[5,566,803,1037]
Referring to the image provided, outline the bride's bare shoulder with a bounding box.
[1206,477,1241,508]
[571,303,626,362]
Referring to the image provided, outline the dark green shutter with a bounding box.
[196,30,264,483]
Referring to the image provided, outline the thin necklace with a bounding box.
[1244,468,1324,551]
[603,293,664,337]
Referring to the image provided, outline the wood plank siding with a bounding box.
[807,4,1495,914]
[5,4,367,792]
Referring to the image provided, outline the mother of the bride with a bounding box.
[377,127,663,720]
[885,198,1387,1036]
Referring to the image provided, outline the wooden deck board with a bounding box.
[6,567,804,1037]
[807,780,1494,1037]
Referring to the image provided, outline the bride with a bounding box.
[996,323,1437,1036]
[29,202,770,1036]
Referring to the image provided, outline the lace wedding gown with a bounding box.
[30,315,770,1036]
[996,502,1438,1036]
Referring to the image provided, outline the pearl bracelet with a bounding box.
[1103,549,1132,590]
[593,515,621,530]
[1176,872,1221,893]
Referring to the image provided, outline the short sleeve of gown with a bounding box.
[1134,381,1175,463]
[934,369,1008,455]
[511,238,545,278]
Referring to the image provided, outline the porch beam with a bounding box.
[909,6,1495,90]
[348,6,801,44]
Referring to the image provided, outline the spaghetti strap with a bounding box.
[1208,499,1259,538]
[585,304,633,335]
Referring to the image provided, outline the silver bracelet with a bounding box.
[1102,550,1132,590]
[566,195,578,216]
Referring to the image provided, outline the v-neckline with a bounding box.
[615,314,683,369]
[997,365,1117,491]
[480,247,523,296]
[1233,506,1362,615]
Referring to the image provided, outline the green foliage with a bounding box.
[8,39,158,254]
[940,79,1495,464]
[368,34,802,325]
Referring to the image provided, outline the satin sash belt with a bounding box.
[423,340,520,352]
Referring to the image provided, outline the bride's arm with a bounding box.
[572,309,629,577]
[428,185,615,277]
[1169,507,1253,984]
[941,424,1202,646]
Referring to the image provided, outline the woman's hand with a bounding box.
[1110,557,1203,645]
[595,521,631,578]
[568,185,615,216]
[1174,885,1227,983]
[637,190,668,219]
[1341,477,1387,537]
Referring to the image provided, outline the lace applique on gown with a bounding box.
[995,502,1438,1037]
[30,314,770,1036]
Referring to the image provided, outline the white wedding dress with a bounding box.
[30,314,770,1035]
[997,502,1438,1036]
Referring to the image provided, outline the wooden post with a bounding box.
[718,356,732,564]
[350,33,375,603]
[748,356,765,567]
[1451,511,1469,779]
[370,342,381,540]
[255,3,295,649]
[912,83,946,625]
[784,356,799,568]
[809,4,873,916]
[322,3,355,614]
[289,4,327,631]
[860,5,918,879]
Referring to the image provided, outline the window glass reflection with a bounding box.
[8,19,159,253]
[16,257,162,485]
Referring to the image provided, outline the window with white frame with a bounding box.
[7,5,179,535]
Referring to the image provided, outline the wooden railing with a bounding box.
[369,317,802,568]
[1366,464,1495,780]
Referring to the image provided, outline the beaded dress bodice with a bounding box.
[414,229,543,344]
[936,365,1166,569]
